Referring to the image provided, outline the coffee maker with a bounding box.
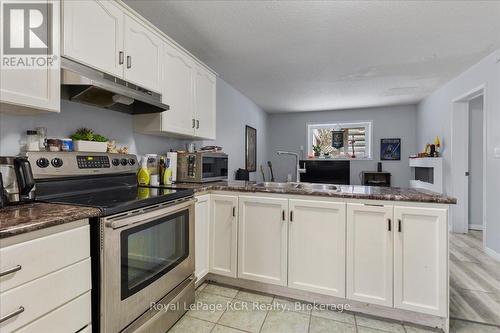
[0,156,36,207]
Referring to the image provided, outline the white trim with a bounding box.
[306,121,373,159]
[484,247,500,263]
[468,224,483,231]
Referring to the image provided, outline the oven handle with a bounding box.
[105,197,196,230]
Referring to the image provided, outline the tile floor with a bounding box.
[449,230,500,326]
[167,281,500,333]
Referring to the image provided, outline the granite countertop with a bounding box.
[0,202,101,239]
[168,181,457,204]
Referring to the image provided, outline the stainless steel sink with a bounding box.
[254,182,338,191]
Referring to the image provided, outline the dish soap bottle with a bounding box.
[163,157,173,185]
[137,157,150,185]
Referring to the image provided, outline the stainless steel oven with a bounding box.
[100,197,195,333]
[177,152,228,183]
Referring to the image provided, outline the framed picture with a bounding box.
[245,125,257,172]
[381,138,401,160]
[331,130,345,149]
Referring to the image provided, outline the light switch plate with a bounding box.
[495,147,500,158]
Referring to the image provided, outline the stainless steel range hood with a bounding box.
[61,57,169,114]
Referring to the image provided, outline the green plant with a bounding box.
[312,144,321,154]
[70,128,108,142]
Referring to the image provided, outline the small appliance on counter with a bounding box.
[0,156,36,204]
[177,151,228,183]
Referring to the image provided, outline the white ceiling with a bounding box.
[125,1,500,113]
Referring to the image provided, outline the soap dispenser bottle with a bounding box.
[137,157,150,186]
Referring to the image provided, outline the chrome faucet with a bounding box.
[276,151,306,182]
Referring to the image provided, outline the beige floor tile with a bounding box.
[235,290,274,304]
[186,291,233,323]
[355,315,405,333]
[404,325,440,333]
[311,308,355,324]
[272,297,312,315]
[357,327,388,333]
[218,300,268,333]
[260,309,310,333]
[203,283,239,298]
[309,316,356,333]
[168,315,214,333]
[211,324,249,333]
[449,319,500,333]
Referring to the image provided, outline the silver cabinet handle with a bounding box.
[232,206,236,217]
[0,306,24,323]
[196,120,200,129]
[119,51,124,65]
[0,265,22,277]
[126,55,131,69]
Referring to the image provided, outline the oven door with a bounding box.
[201,154,228,182]
[101,198,195,333]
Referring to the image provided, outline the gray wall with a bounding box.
[0,100,195,158]
[203,77,268,181]
[417,48,500,256]
[267,105,418,187]
[468,96,484,229]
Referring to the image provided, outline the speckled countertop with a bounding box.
[167,181,457,204]
[0,202,101,239]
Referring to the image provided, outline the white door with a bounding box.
[347,203,393,306]
[123,15,162,92]
[62,0,124,77]
[194,65,216,140]
[394,206,448,316]
[238,196,288,286]
[288,199,346,297]
[195,194,210,281]
[209,194,238,277]
[161,42,195,136]
[0,0,60,113]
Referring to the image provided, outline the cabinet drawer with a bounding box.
[14,292,91,333]
[0,259,91,333]
[0,225,90,292]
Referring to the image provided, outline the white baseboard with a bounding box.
[485,247,500,263]
[468,224,483,231]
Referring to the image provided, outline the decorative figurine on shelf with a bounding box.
[350,139,356,158]
[434,136,441,157]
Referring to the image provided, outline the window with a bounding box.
[307,121,372,159]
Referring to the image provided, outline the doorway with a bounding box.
[450,86,486,239]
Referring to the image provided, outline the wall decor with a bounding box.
[331,130,345,149]
[381,138,401,160]
[245,125,257,172]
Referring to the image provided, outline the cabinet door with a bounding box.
[0,0,60,113]
[347,203,393,306]
[394,206,447,316]
[238,196,288,286]
[288,199,346,297]
[210,194,238,277]
[62,0,124,77]
[194,65,216,140]
[161,42,195,136]
[123,15,162,92]
[195,194,210,281]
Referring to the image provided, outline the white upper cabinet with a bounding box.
[238,196,288,286]
[288,199,346,297]
[394,206,447,316]
[160,42,195,136]
[347,203,394,307]
[123,14,162,93]
[62,0,124,77]
[193,65,216,140]
[0,0,60,113]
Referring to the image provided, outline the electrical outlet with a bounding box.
[300,145,304,151]
[495,147,500,158]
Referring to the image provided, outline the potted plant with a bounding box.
[312,144,321,157]
[70,128,109,152]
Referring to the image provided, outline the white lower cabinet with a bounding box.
[394,206,448,316]
[209,194,238,277]
[238,196,288,286]
[347,203,394,306]
[195,194,210,281]
[288,199,346,297]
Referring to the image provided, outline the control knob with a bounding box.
[36,158,50,168]
[120,158,128,166]
[128,158,136,166]
[51,158,64,168]
[112,158,120,166]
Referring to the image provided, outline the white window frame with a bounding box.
[307,121,373,159]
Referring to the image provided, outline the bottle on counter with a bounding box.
[158,156,166,186]
[137,157,150,186]
[164,157,173,185]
